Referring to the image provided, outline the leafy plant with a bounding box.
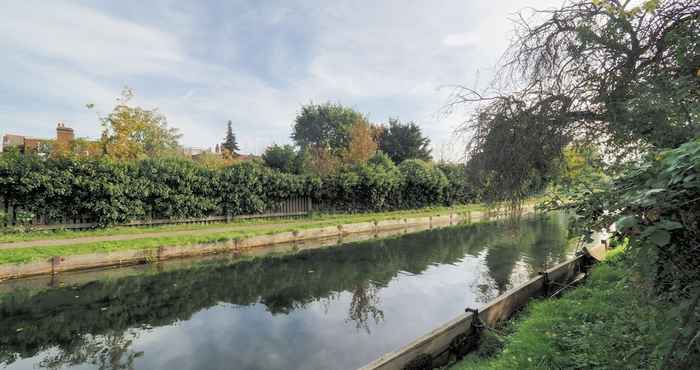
[14,211,35,232]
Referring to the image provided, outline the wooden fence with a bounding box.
[0,196,315,230]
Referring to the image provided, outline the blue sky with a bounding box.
[0,0,560,157]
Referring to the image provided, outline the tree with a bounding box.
[100,88,181,161]
[449,0,699,204]
[291,103,366,153]
[262,144,299,173]
[378,119,431,163]
[222,120,240,157]
[307,146,341,176]
[342,120,378,165]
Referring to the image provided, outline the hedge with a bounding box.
[0,152,474,226]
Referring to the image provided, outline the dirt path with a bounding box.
[0,223,295,250]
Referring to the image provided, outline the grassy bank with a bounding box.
[0,204,487,265]
[0,204,486,244]
[452,251,685,370]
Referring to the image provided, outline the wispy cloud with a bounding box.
[0,0,562,156]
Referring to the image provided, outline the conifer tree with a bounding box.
[222,120,240,156]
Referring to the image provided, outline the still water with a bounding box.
[0,213,575,370]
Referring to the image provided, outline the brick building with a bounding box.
[2,123,76,153]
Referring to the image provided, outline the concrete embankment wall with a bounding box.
[0,208,513,281]
[358,244,606,370]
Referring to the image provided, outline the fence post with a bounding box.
[8,201,15,226]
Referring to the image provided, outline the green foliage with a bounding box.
[377,118,431,163]
[262,144,307,174]
[553,145,607,189]
[553,139,700,295]
[291,102,365,153]
[138,157,218,219]
[0,149,472,226]
[438,162,475,205]
[332,153,403,211]
[13,211,35,232]
[398,159,449,208]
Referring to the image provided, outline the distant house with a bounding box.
[2,123,99,156]
[182,147,211,158]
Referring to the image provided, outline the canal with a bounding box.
[0,212,575,370]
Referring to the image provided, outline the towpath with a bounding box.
[0,222,293,250]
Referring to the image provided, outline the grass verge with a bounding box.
[452,250,682,370]
[0,204,486,244]
[0,205,487,265]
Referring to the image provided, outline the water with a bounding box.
[0,213,575,370]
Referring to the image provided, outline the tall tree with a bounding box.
[222,120,240,157]
[449,0,699,203]
[291,103,365,153]
[378,119,431,163]
[100,88,181,161]
[342,120,378,165]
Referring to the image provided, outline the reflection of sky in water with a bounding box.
[1,214,574,370]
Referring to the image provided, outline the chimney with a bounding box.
[56,122,75,144]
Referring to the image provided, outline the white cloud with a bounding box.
[0,0,183,76]
[0,0,566,155]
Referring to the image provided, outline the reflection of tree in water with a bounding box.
[484,242,521,294]
[526,213,571,273]
[469,262,501,304]
[346,282,384,333]
[473,214,571,299]
[39,330,143,370]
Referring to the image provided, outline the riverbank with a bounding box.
[1,205,491,245]
[452,249,685,370]
[0,204,514,279]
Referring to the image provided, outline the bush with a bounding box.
[398,159,449,208]
[439,163,475,205]
[262,144,300,174]
[138,157,217,219]
[0,151,471,226]
[559,138,700,296]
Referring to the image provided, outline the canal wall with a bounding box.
[358,243,607,370]
[0,208,519,281]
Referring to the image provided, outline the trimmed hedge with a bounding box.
[0,152,473,226]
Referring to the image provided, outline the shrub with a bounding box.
[138,157,217,219]
[0,151,471,226]
[438,163,475,205]
[262,144,299,173]
[398,159,449,208]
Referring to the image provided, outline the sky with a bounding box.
[0,0,563,158]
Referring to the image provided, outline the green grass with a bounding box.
[0,216,297,243]
[452,252,681,370]
[0,205,489,265]
[0,204,487,244]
